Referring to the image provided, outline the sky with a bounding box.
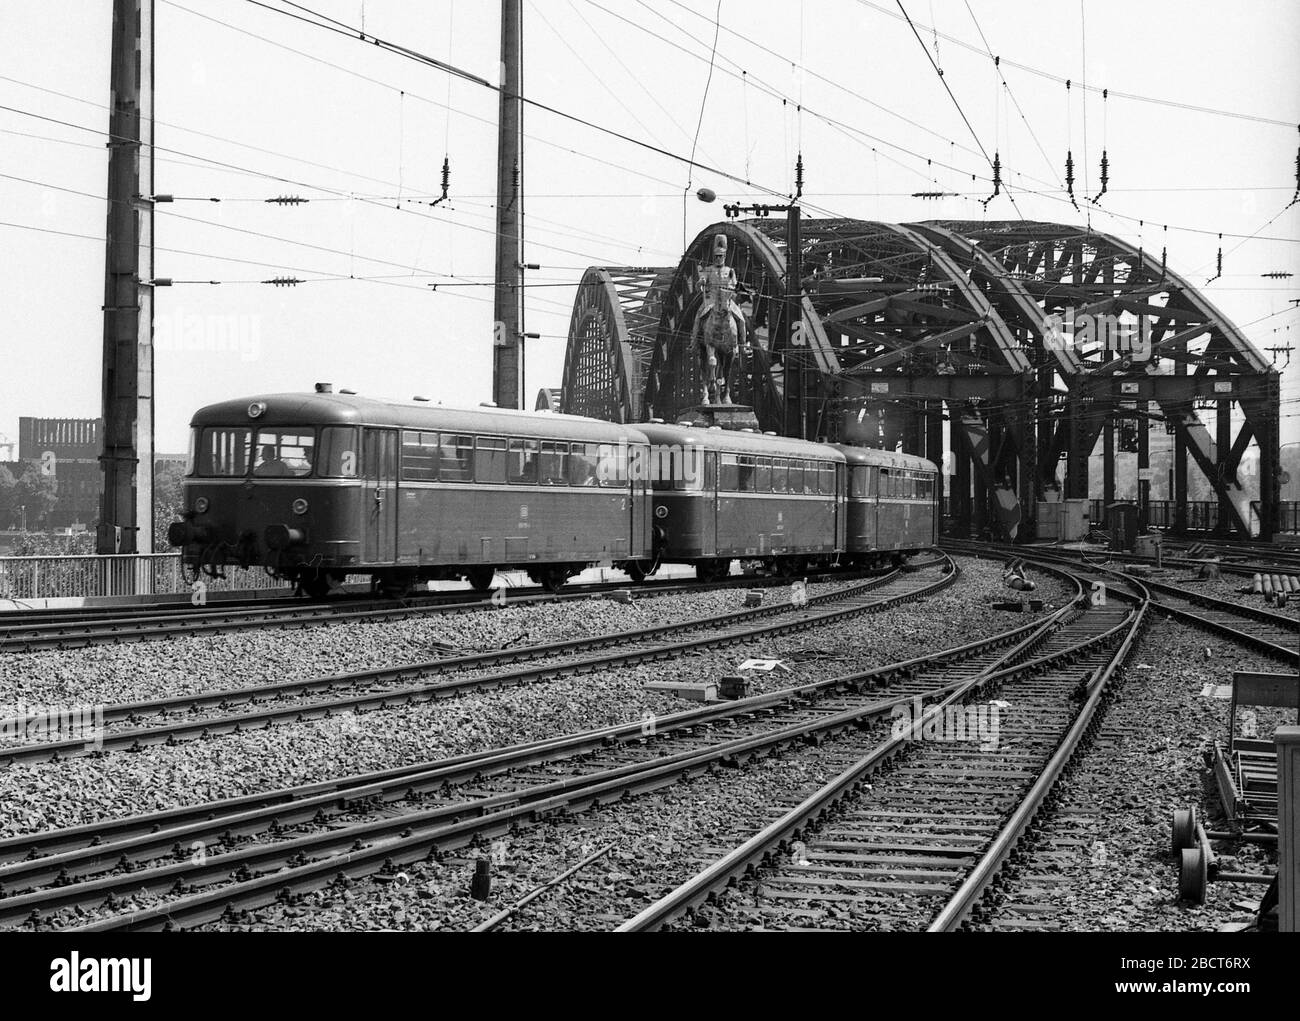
[1,0,1298,458]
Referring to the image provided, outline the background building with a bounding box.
[17,417,102,528]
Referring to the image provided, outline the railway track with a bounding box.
[0,559,1077,930]
[945,540,1298,662]
[0,564,900,653]
[616,562,1146,931]
[0,558,953,765]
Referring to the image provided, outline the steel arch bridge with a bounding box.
[559,218,1281,541]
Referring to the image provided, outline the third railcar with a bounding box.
[637,422,938,580]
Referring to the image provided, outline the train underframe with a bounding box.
[178,530,916,600]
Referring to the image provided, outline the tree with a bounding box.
[0,465,17,529]
[11,463,58,528]
[153,460,186,552]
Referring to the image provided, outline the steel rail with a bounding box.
[947,540,1297,662]
[615,563,1133,932]
[0,562,953,764]
[2,580,1063,877]
[927,579,1150,930]
[0,560,929,652]
[5,567,1090,930]
[62,625,1102,933]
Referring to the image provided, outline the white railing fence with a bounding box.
[0,553,291,600]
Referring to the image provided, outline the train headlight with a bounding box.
[247,401,267,419]
[194,497,210,514]
[291,498,309,516]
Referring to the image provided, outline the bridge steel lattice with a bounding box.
[559,218,1282,542]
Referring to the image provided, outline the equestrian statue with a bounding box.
[690,234,748,405]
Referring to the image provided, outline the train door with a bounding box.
[630,442,648,558]
[835,462,847,552]
[363,429,398,563]
[703,451,718,555]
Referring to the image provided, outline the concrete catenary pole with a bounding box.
[98,0,155,558]
[492,0,523,409]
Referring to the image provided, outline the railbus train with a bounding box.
[167,388,939,597]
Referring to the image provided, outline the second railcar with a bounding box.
[636,423,847,580]
[836,445,940,560]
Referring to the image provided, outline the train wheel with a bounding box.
[298,570,333,600]
[624,561,649,584]
[1171,807,1198,856]
[376,572,415,599]
[696,558,731,583]
[1178,847,1208,905]
[778,557,806,579]
[466,566,496,593]
[539,567,569,594]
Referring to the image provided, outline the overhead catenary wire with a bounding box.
[895,0,1027,222]
[682,0,724,248]
[856,0,1300,130]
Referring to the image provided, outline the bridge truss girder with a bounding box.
[562,218,1281,541]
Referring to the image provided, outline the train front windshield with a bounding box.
[193,427,317,478]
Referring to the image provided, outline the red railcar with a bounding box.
[169,391,652,596]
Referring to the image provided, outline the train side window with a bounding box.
[475,437,508,484]
[438,434,473,483]
[596,443,623,487]
[787,461,803,495]
[819,463,836,495]
[567,443,600,486]
[674,445,705,491]
[320,426,359,478]
[771,458,788,494]
[736,455,756,492]
[400,430,438,482]
[539,441,568,484]
[880,469,891,498]
[850,467,867,498]
[719,453,740,491]
[754,457,771,492]
[704,450,718,491]
[802,460,818,495]
[508,438,539,484]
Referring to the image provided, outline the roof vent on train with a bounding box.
[339,388,357,395]
[480,401,498,408]
[649,417,665,424]
[763,431,776,436]
[413,396,430,402]
[740,428,755,433]
[314,382,333,394]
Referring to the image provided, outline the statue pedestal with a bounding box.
[677,404,761,432]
